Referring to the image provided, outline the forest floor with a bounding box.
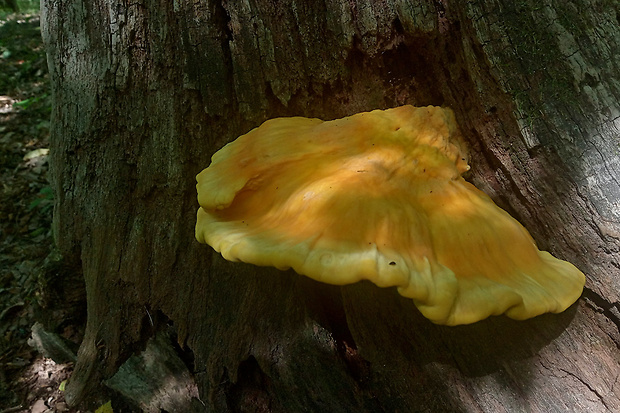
[0,11,85,413]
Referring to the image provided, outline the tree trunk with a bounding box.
[41,0,620,411]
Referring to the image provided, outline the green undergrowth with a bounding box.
[0,0,40,19]
[0,8,56,408]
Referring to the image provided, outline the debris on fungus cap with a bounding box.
[195,105,585,326]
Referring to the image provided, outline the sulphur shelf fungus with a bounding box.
[195,105,585,325]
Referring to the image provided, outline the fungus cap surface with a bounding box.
[196,105,585,325]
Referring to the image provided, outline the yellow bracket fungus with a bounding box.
[195,105,585,325]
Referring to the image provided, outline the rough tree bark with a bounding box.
[41,0,620,411]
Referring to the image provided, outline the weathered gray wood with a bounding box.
[104,330,199,412]
[28,322,77,364]
[41,0,620,411]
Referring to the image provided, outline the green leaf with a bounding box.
[39,186,53,197]
[95,400,114,413]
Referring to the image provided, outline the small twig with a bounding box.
[145,306,154,326]
[0,405,24,413]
